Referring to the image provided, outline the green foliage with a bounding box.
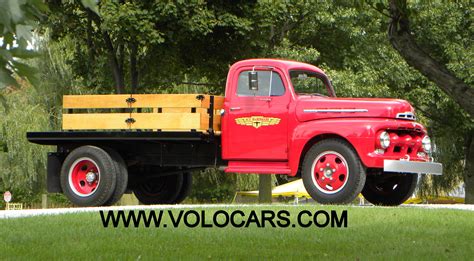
[271,38,320,64]
[33,32,91,129]
[0,86,52,203]
[45,0,258,93]
[189,168,236,203]
[0,28,88,206]
[0,0,47,89]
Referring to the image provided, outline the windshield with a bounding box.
[290,70,335,97]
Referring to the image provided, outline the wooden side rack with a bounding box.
[62,94,224,133]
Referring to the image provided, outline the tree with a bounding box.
[386,0,473,203]
[45,0,260,94]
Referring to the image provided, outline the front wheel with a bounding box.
[302,139,366,204]
[362,173,418,206]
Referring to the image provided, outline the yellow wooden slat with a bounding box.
[214,96,225,109]
[63,94,214,109]
[199,113,221,131]
[132,113,201,129]
[63,95,131,109]
[63,113,203,130]
[200,113,209,130]
[63,113,131,130]
[161,108,207,113]
[132,94,204,108]
[213,115,221,130]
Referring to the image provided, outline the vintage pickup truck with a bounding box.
[27,59,442,207]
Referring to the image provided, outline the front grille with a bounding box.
[386,130,424,158]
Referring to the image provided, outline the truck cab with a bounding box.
[222,59,442,204]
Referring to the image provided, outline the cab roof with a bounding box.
[230,59,326,75]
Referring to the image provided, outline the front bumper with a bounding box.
[383,160,443,175]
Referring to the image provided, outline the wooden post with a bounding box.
[258,175,272,203]
[42,194,48,209]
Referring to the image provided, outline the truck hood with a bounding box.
[295,96,415,122]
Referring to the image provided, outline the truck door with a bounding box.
[223,68,290,160]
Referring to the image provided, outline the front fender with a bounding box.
[288,118,425,176]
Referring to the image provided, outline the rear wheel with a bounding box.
[133,173,184,205]
[173,171,193,204]
[60,146,116,207]
[362,173,418,206]
[302,139,366,204]
[103,149,128,206]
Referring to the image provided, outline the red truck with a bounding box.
[27,59,442,207]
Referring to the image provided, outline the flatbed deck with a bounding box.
[27,131,217,145]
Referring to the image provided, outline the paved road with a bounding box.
[401,204,474,211]
[1,204,473,219]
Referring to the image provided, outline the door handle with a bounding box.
[230,107,241,111]
[258,97,272,102]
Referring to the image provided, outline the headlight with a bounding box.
[422,135,431,153]
[379,131,390,149]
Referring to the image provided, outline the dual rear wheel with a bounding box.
[133,171,192,205]
[60,146,192,207]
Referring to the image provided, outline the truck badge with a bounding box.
[235,116,281,129]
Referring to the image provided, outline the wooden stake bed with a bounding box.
[62,94,224,133]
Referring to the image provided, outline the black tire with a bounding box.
[362,173,418,206]
[302,139,366,204]
[60,146,116,207]
[103,149,128,206]
[133,174,184,205]
[173,172,193,204]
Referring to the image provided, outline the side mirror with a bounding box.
[248,71,258,91]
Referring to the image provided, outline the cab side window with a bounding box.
[237,71,285,96]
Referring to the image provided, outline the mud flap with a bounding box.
[47,152,65,193]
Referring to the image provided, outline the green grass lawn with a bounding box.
[1,205,473,260]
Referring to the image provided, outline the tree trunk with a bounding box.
[464,131,474,203]
[86,14,95,81]
[102,32,125,94]
[387,0,474,118]
[85,9,124,94]
[130,42,138,94]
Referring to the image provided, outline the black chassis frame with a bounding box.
[27,131,225,193]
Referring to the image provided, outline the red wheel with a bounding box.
[311,151,349,194]
[302,139,366,204]
[68,157,101,197]
[60,146,116,206]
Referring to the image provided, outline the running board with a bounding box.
[225,161,291,174]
